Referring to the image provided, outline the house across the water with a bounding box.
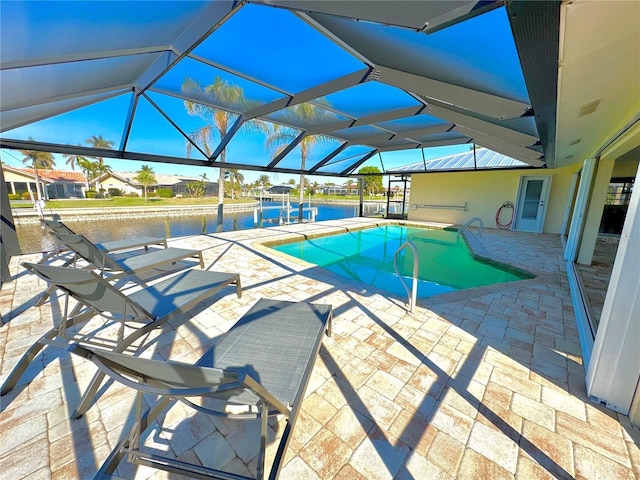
[2,165,86,199]
[95,171,218,197]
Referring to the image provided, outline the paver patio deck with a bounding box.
[1,218,638,479]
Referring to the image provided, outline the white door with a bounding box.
[514,176,551,232]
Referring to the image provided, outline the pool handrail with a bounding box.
[457,217,484,239]
[393,240,419,313]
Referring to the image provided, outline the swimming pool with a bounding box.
[271,225,532,298]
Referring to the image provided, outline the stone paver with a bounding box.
[1,219,639,479]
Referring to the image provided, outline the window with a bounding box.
[600,177,634,234]
[605,177,634,206]
[14,182,28,194]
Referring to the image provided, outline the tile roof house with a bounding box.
[2,165,86,199]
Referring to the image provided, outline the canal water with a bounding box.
[15,202,362,254]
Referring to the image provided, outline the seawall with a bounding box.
[11,202,260,225]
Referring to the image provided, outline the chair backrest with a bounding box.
[44,220,75,236]
[23,262,150,319]
[69,344,242,395]
[53,233,121,271]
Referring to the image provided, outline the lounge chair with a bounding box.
[1,262,242,419]
[43,219,167,254]
[54,232,203,275]
[66,298,332,479]
[35,232,203,306]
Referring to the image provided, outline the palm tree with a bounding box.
[92,161,112,193]
[182,76,267,231]
[225,169,244,200]
[85,135,114,190]
[265,103,332,221]
[62,148,90,171]
[134,164,157,202]
[20,138,55,200]
[76,157,96,192]
[85,134,114,161]
[257,174,270,187]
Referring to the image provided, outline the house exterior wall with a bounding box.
[96,176,142,196]
[3,169,87,198]
[612,159,639,177]
[407,164,579,234]
[4,169,39,192]
[4,169,46,198]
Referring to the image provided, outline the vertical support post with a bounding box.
[402,175,408,218]
[386,176,392,218]
[358,177,364,217]
[216,203,224,233]
[1,163,21,282]
[473,143,477,170]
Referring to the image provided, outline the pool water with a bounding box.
[272,225,531,298]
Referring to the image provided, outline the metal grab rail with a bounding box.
[457,216,484,239]
[393,241,419,313]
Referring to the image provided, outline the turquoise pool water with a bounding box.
[272,225,531,298]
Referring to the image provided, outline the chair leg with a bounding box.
[34,285,55,307]
[0,337,49,395]
[95,396,174,478]
[1,308,96,396]
[256,401,269,480]
[73,320,156,418]
[72,370,106,419]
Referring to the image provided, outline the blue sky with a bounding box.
[1,2,519,185]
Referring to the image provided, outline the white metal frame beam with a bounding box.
[0,88,130,133]
[263,0,504,33]
[374,66,531,121]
